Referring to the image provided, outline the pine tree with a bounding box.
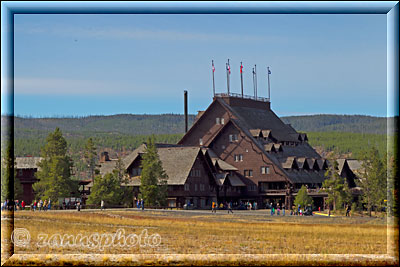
[87,173,123,206]
[84,138,97,180]
[139,136,168,207]
[322,160,351,211]
[294,185,313,209]
[113,156,133,206]
[359,147,387,216]
[33,128,76,201]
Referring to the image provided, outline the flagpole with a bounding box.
[226,63,229,95]
[252,67,255,98]
[212,60,215,96]
[227,59,230,95]
[255,64,258,99]
[240,62,244,98]
[267,66,271,101]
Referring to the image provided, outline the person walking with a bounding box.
[345,204,351,217]
[21,200,25,211]
[33,200,37,211]
[43,199,48,211]
[228,201,233,214]
[282,204,285,216]
[277,204,280,216]
[212,201,217,213]
[38,199,43,211]
[48,199,51,211]
[77,201,81,211]
[101,200,105,211]
[141,199,144,211]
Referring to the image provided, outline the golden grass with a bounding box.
[3,209,395,256]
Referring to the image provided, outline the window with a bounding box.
[199,138,203,145]
[200,184,205,191]
[248,185,257,191]
[18,170,23,176]
[229,134,238,142]
[261,166,270,175]
[184,184,190,191]
[244,169,253,177]
[194,184,198,191]
[234,154,243,162]
[229,134,233,142]
[132,168,142,176]
[216,118,220,125]
[221,118,225,125]
[227,186,231,192]
[221,145,226,149]
[209,185,214,192]
[190,169,201,177]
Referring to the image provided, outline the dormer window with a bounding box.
[221,118,225,125]
[199,138,203,145]
[216,118,220,125]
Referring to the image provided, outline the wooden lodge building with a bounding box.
[100,93,359,210]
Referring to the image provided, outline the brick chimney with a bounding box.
[99,151,110,163]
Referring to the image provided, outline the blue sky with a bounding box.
[11,14,388,117]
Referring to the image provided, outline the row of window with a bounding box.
[190,169,201,177]
[244,166,270,177]
[184,183,207,191]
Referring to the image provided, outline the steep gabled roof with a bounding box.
[217,98,299,142]
[104,144,207,186]
[15,157,43,169]
[156,146,201,185]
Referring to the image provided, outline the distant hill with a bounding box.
[280,114,392,135]
[11,114,196,139]
[3,113,395,180]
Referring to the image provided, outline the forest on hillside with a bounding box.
[4,113,395,180]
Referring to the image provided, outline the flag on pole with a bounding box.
[240,64,243,74]
[268,68,271,74]
[212,64,215,73]
[227,64,231,74]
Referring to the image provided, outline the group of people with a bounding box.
[1,199,26,211]
[31,199,52,211]
[211,201,234,213]
[270,203,285,216]
[136,198,145,210]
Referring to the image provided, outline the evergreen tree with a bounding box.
[294,185,313,209]
[359,147,387,216]
[87,173,123,206]
[322,160,351,210]
[139,136,168,207]
[33,128,75,201]
[84,138,97,180]
[113,156,133,206]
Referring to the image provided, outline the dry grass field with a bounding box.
[1,209,398,266]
